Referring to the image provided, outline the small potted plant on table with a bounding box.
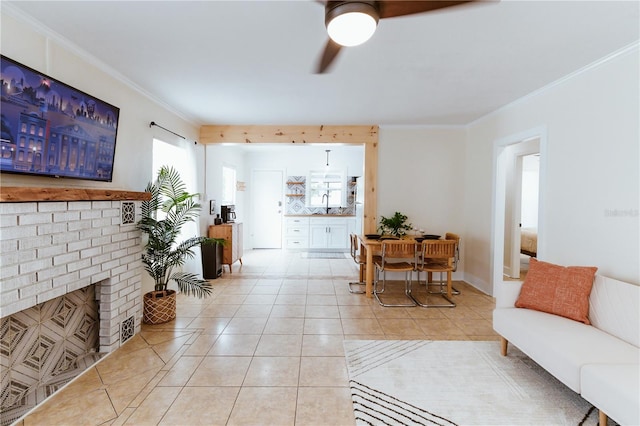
[378,211,412,237]
[138,165,223,324]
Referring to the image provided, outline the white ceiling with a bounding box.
[5,1,639,126]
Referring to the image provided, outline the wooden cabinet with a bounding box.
[208,222,243,273]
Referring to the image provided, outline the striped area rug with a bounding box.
[344,340,604,426]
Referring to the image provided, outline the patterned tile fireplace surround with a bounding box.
[0,188,147,425]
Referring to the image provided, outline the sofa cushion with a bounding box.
[581,364,640,425]
[493,307,639,392]
[515,258,597,324]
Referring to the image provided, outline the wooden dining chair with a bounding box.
[348,233,366,293]
[373,240,418,307]
[426,233,461,295]
[412,239,457,308]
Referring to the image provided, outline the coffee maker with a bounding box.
[221,205,236,223]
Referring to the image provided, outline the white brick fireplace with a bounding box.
[0,188,148,424]
[0,190,146,352]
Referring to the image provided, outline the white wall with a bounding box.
[2,11,206,294]
[204,145,247,225]
[377,126,467,279]
[243,145,364,177]
[464,45,639,293]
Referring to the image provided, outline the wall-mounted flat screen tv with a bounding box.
[0,55,120,182]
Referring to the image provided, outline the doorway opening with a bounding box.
[503,143,540,280]
[513,153,540,280]
[208,144,365,251]
[492,127,546,293]
[248,145,365,250]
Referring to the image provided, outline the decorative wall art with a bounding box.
[0,55,120,182]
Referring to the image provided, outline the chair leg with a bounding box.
[410,271,456,308]
[427,271,461,295]
[348,280,365,293]
[348,260,366,294]
[348,261,368,294]
[374,270,416,307]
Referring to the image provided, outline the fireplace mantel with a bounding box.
[0,186,151,202]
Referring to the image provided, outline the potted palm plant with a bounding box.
[138,165,223,324]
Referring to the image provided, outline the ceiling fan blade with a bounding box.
[378,1,473,19]
[315,38,342,73]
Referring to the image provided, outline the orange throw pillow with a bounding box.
[515,258,597,324]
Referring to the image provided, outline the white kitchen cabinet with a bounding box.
[284,216,352,249]
[327,223,348,248]
[284,217,309,249]
[309,217,349,249]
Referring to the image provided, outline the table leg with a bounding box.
[365,247,373,298]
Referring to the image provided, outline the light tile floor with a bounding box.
[18,249,498,426]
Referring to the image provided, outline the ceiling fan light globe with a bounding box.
[327,9,378,47]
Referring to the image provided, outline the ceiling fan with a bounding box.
[315,1,475,73]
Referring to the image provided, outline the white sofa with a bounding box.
[493,275,640,425]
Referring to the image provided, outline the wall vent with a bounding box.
[121,202,135,224]
[120,316,135,344]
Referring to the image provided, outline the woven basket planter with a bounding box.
[143,290,176,324]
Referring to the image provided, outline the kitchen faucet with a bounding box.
[322,192,330,214]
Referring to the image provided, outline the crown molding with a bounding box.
[380,123,467,130]
[469,41,640,127]
[2,2,199,127]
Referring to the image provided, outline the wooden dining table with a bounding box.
[356,234,422,297]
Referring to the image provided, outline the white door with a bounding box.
[252,170,283,248]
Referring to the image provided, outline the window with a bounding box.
[222,165,236,205]
[152,138,186,179]
[152,138,190,220]
[306,170,346,208]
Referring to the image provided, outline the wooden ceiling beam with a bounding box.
[199,124,379,236]
[199,125,378,144]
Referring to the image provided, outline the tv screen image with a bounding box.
[0,55,120,182]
